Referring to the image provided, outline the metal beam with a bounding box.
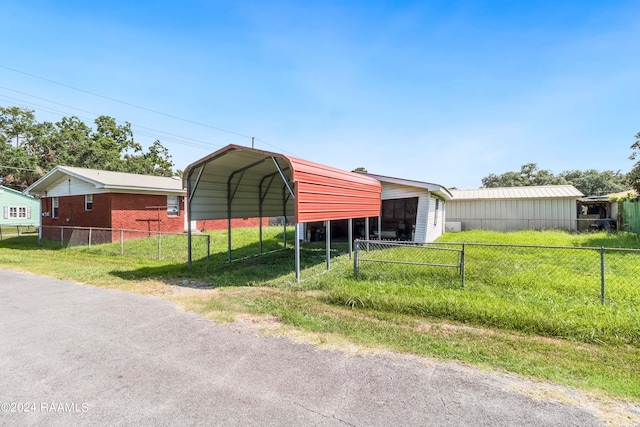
[272,157,295,199]
[295,223,301,282]
[188,164,205,203]
[325,220,331,271]
[348,218,353,260]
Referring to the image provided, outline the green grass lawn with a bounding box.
[1,227,639,401]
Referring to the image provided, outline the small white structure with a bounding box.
[361,173,452,243]
[448,185,583,232]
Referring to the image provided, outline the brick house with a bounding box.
[25,166,186,243]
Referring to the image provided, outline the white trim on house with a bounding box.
[24,166,186,198]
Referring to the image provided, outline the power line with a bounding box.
[0,90,222,151]
[0,165,40,172]
[0,65,299,157]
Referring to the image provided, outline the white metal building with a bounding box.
[447,185,583,232]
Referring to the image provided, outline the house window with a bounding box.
[85,194,93,211]
[52,197,59,218]
[167,195,179,216]
[434,199,440,225]
[3,206,30,219]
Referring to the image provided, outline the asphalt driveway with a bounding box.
[0,269,636,426]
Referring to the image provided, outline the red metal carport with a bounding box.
[183,144,382,281]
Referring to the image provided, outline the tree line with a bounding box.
[481,163,630,196]
[0,106,175,191]
[480,133,640,196]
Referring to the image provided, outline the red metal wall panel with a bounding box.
[290,158,381,223]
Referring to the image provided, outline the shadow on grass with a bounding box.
[0,231,351,287]
[576,231,640,249]
[0,235,64,249]
[109,242,350,288]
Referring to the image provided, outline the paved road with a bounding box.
[0,270,635,426]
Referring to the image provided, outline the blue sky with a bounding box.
[2,0,639,189]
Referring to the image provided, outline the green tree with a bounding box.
[482,163,630,196]
[124,140,175,176]
[0,106,176,190]
[0,106,36,148]
[0,141,38,189]
[559,169,628,196]
[481,163,566,188]
[626,131,640,194]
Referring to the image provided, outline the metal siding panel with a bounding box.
[425,196,445,242]
[46,176,101,197]
[381,183,427,200]
[414,196,429,243]
[295,167,381,223]
[426,197,434,241]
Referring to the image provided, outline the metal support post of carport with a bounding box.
[294,222,301,282]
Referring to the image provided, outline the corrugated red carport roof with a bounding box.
[183,144,381,224]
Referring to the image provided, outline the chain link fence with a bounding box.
[445,217,618,232]
[39,226,211,263]
[0,224,38,241]
[354,239,640,305]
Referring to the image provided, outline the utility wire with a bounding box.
[0,165,41,172]
[0,64,298,156]
[0,89,223,151]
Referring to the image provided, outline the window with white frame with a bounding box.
[3,206,30,219]
[52,197,59,218]
[85,194,93,211]
[167,195,179,216]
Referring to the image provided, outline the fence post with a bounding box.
[206,235,211,261]
[157,232,161,260]
[120,230,124,255]
[88,227,92,248]
[600,247,605,305]
[17,225,21,244]
[461,243,465,289]
[60,227,64,247]
[354,240,359,277]
[0,224,3,241]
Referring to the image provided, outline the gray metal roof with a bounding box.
[25,166,185,196]
[450,185,583,200]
